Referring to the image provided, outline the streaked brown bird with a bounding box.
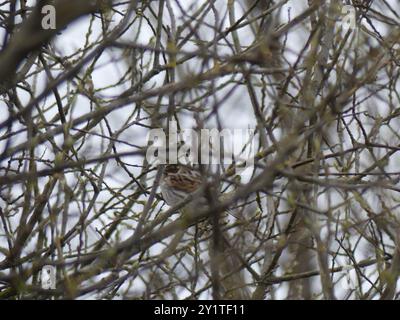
[160,164,205,212]
[160,163,250,299]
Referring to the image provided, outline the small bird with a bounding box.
[160,163,250,299]
[160,163,212,235]
[160,163,205,211]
